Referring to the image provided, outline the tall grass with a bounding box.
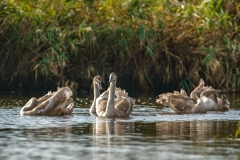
[0,0,240,93]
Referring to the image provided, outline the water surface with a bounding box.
[0,92,240,160]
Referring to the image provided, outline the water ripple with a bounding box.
[0,94,240,160]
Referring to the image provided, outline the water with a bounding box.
[0,92,240,160]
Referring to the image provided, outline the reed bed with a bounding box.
[0,0,240,93]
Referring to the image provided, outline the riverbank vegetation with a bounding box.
[0,0,240,93]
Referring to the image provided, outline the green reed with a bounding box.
[0,0,240,93]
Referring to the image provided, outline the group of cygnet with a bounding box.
[156,79,229,113]
[20,73,230,117]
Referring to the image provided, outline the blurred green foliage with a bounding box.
[0,0,240,93]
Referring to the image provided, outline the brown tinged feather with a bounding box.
[96,72,134,118]
[20,86,74,116]
[156,79,230,113]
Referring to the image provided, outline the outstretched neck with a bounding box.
[106,81,116,117]
[93,83,100,99]
[90,83,100,113]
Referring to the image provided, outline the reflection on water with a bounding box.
[93,117,135,135]
[0,92,240,160]
[156,121,235,141]
[92,118,135,160]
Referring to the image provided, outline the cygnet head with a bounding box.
[93,75,102,90]
[109,72,117,82]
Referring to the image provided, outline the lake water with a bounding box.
[0,92,240,160]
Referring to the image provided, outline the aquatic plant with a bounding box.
[235,121,240,138]
[0,0,240,93]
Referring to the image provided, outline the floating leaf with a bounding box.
[235,121,240,139]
